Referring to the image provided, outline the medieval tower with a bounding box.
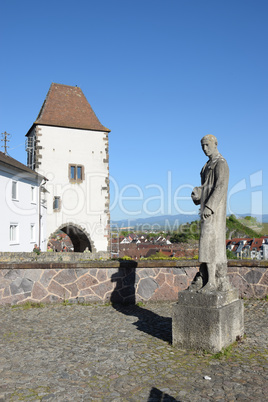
[26,83,110,253]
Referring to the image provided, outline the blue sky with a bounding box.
[1,0,267,221]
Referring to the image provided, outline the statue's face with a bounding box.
[201,139,217,157]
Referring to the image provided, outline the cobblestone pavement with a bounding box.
[0,299,267,402]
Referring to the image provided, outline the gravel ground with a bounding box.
[0,299,267,401]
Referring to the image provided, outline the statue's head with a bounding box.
[201,134,218,157]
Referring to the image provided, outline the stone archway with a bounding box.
[52,223,95,253]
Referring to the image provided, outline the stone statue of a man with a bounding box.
[190,135,230,292]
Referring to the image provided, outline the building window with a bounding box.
[53,196,61,212]
[10,223,19,243]
[69,164,84,183]
[26,136,35,169]
[31,186,36,203]
[12,181,18,200]
[30,224,35,242]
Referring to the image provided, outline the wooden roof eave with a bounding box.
[26,122,110,137]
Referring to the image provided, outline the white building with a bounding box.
[0,151,47,251]
[263,243,268,260]
[25,83,110,252]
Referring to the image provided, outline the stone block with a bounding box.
[48,280,70,299]
[137,277,158,300]
[76,274,98,290]
[174,274,189,292]
[39,270,56,287]
[10,277,23,295]
[65,283,79,297]
[155,273,165,286]
[96,269,107,282]
[23,269,42,282]
[75,268,93,278]
[172,290,244,353]
[185,267,198,280]
[137,268,155,279]
[0,278,11,290]
[260,271,268,286]
[54,270,77,285]
[32,282,48,300]
[120,286,135,298]
[253,285,267,298]
[228,273,253,298]
[106,268,119,278]
[151,282,178,302]
[79,288,94,296]
[91,280,114,297]
[3,286,10,297]
[4,269,24,281]
[165,273,174,286]
[244,269,263,284]
[82,294,102,303]
[123,271,136,287]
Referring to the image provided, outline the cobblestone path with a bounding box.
[0,299,267,401]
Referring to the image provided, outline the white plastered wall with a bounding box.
[34,125,109,252]
[0,165,47,251]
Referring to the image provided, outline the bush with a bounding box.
[226,249,237,259]
[120,256,133,260]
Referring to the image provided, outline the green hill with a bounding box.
[226,215,260,239]
[170,215,260,243]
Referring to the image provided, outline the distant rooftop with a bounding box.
[32,83,110,132]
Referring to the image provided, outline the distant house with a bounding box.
[48,231,74,252]
[0,151,47,251]
[120,236,132,244]
[226,237,268,260]
[119,241,198,260]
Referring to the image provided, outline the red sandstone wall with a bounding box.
[0,260,267,305]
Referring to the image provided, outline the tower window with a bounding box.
[53,196,61,211]
[69,164,84,183]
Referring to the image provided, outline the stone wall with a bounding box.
[0,260,267,306]
[0,251,108,263]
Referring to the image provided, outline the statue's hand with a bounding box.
[202,206,213,220]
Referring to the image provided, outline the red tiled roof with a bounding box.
[226,236,267,253]
[32,83,110,132]
[250,238,263,251]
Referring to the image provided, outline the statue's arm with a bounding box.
[191,167,205,205]
[205,159,229,213]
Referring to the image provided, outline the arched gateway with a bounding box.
[52,223,96,253]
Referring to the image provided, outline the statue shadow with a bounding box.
[111,264,172,344]
[148,387,180,401]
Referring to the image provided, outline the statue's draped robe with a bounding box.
[196,153,229,263]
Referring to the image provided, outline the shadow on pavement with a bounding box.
[111,266,172,344]
[148,387,180,401]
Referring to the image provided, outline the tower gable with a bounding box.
[33,83,110,132]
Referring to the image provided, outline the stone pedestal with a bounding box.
[172,289,244,353]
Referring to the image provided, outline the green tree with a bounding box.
[226,249,237,259]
